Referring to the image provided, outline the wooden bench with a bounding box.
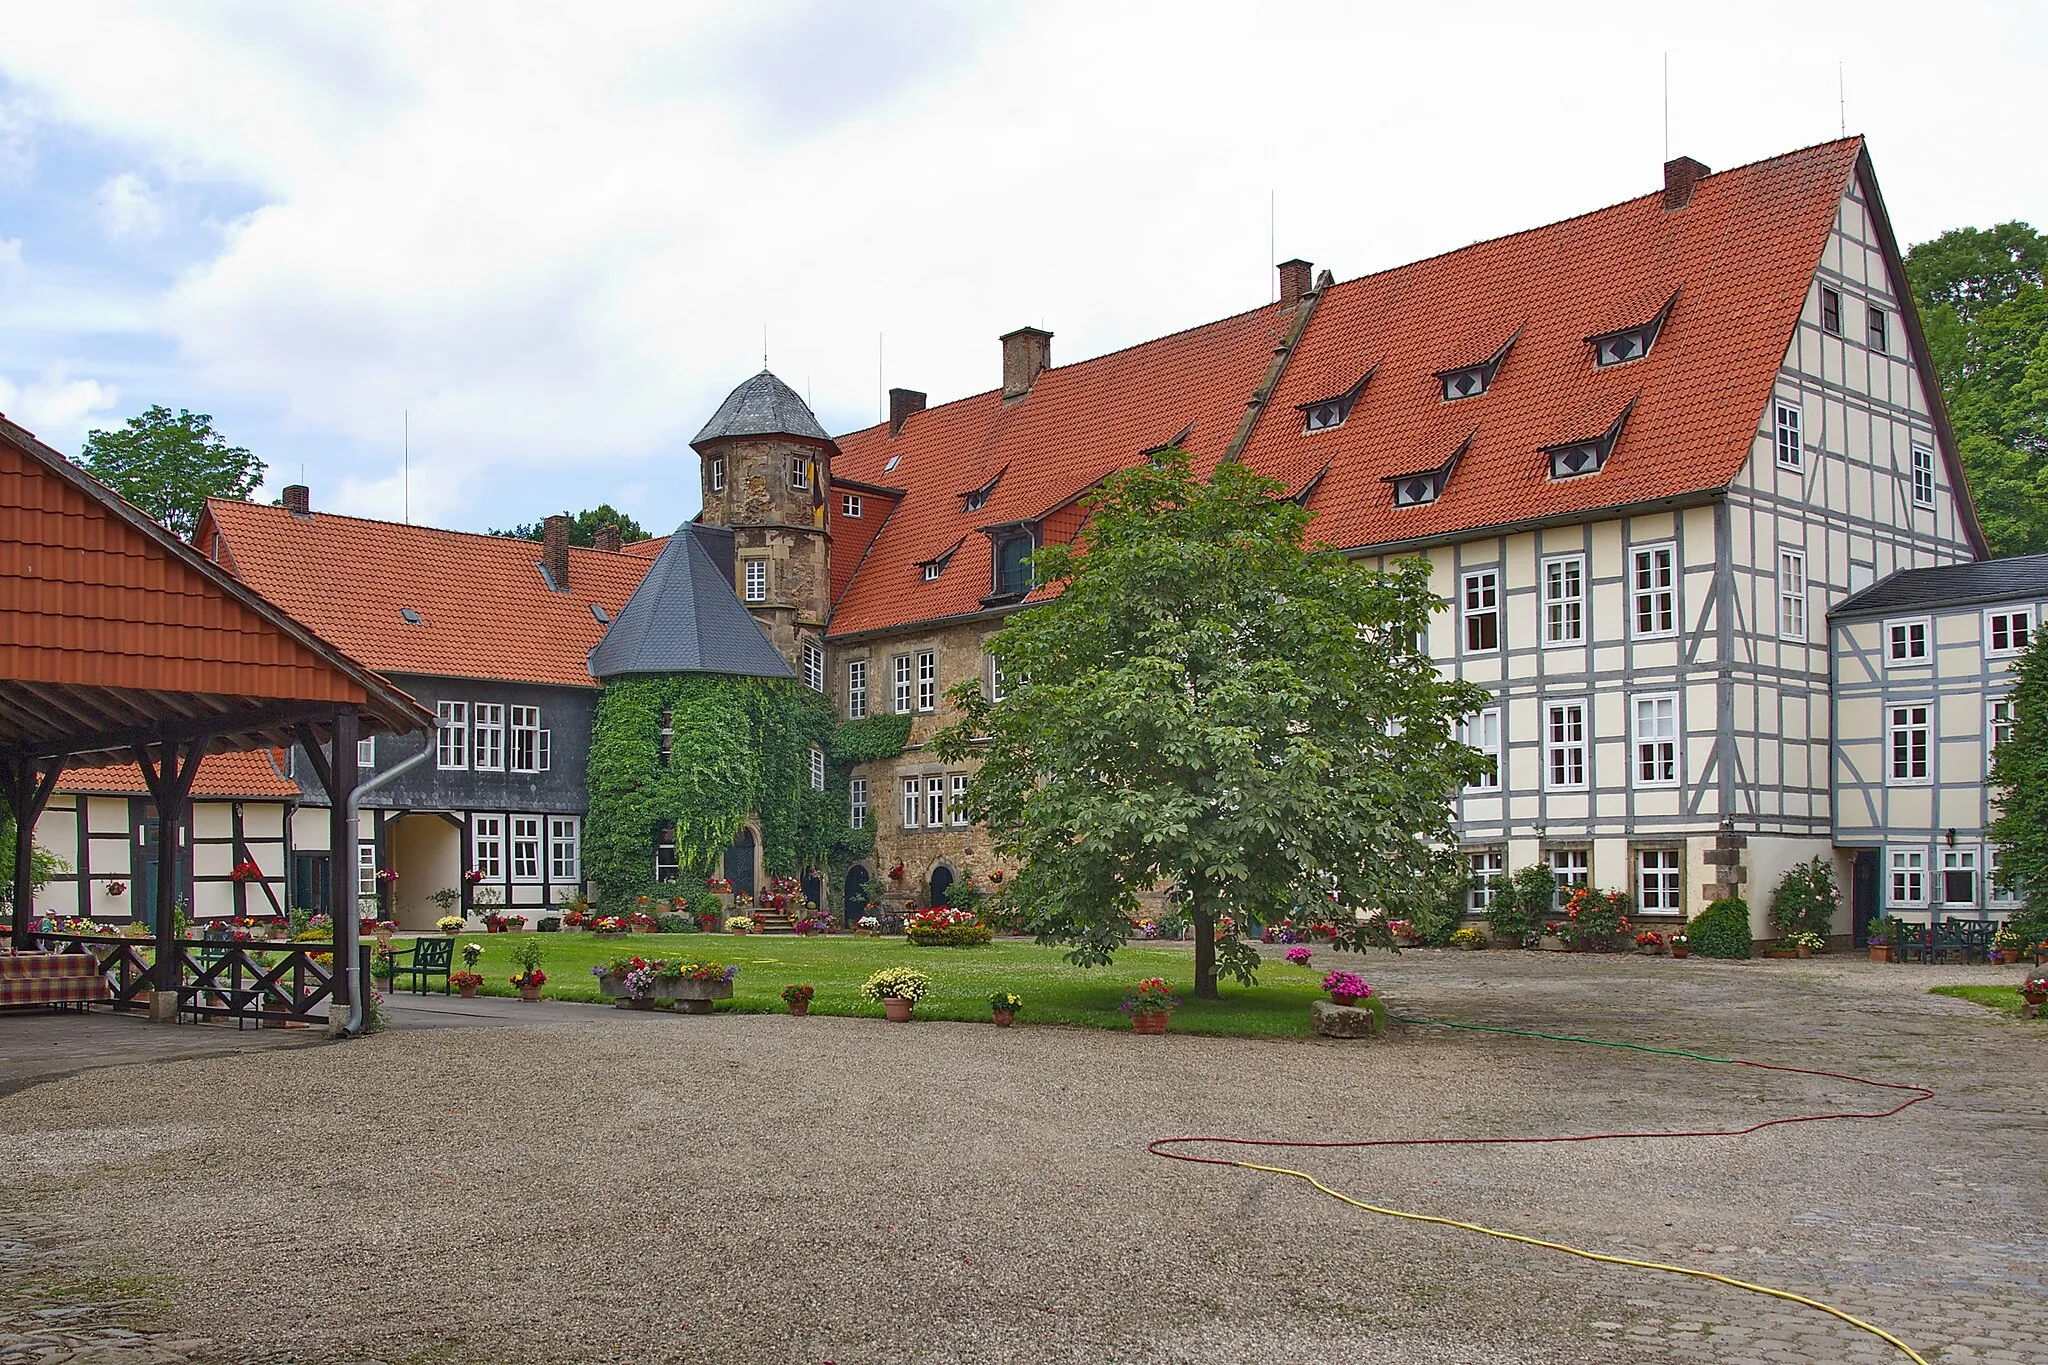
[388,936,454,995]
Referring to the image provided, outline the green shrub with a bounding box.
[652,911,697,933]
[1687,897,1755,959]
[536,915,561,933]
[1769,858,1839,938]
[906,920,994,947]
[1485,863,1555,944]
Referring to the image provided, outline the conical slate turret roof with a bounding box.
[588,525,794,680]
[690,369,832,449]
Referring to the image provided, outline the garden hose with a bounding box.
[1149,1017,1935,1365]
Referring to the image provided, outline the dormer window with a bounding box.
[1542,397,1636,481]
[1383,433,1470,509]
[1299,369,1374,433]
[993,532,1034,597]
[964,490,988,512]
[960,469,1003,514]
[923,562,943,582]
[841,494,863,518]
[1434,335,1515,403]
[1587,291,1676,368]
[789,454,812,490]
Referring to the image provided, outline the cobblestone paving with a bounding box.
[1,950,2042,1363]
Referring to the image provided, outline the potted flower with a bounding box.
[591,956,739,1012]
[1122,977,1178,1034]
[1539,922,1567,952]
[1635,930,1664,955]
[376,867,399,887]
[696,910,722,932]
[854,915,880,937]
[1989,926,2022,965]
[727,915,756,935]
[1669,931,1690,960]
[2021,975,2048,1018]
[1387,919,1419,948]
[860,966,931,1022]
[888,863,905,882]
[1322,969,1371,1007]
[508,938,547,1001]
[1448,927,1485,950]
[461,940,483,969]
[230,859,263,883]
[435,914,464,935]
[781,983,815,1016]
[1790,931,1827,959]
[450,970,484,998]
[989,991,1023,1028]
[510,966,546,1000]
[106,881,126,898]
[1284,945,1314,967]
[368,944,396,992]
[1866,920,1894,962]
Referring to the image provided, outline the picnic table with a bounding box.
[0,951,109,1007]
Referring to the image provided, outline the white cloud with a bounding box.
[96,171,163,240]
[0,365,120,453]
[0,92,31,183]
[0,238,21,270]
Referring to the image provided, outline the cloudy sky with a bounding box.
[1,0,2042,536]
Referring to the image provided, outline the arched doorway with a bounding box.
[722,827,756,897]
[842,865,870,926]
[928,864,955,908]
[801,868,823,913]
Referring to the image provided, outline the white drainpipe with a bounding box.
[341,743,433,1037]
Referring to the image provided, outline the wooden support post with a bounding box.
[326,708,360,1010]
[133,740,203,1019]
[3,755,65,948]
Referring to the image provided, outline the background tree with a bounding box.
[1988,628,2048,933]
[75,406,264,540]
[1905,222,2048,556]
[491,504,652,546]
[934,449,1487,998]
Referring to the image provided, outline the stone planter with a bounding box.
[1637,945,1662,956]
[883,996,915,1023]
[1311,999,1383,1038]
[597,976,734,1014]
[1131,1011,1170,1035]
[1762,949,1797,960]
[1539,935,1566,952]
[1391,934,1420,948]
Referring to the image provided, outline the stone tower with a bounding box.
[690,370,834,672]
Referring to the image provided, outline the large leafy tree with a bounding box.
[1904,222,2048,556]
[491,504,652,546]
[933,449,1487,998]
[1988,628,2048,933]
[75,406,265,540]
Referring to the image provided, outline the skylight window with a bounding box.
[884,455,901,472]
[590,604,610,624]
[400,608,423,625]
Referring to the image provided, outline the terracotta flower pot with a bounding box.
[1796,945,1813,959]
[458,984,478,999]
[518,984,541,1002]
[1869,945,1892,962]
[883,996,914,1023]
[788,1000,810,1016]
[1329,992,1361,1007]
[1671,945,1690,959]
[731,927,750,936]
[991,1010,1014,1028]
[1132,1011,1169,1035]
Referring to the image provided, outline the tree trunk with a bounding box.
[1190,881,1218,999]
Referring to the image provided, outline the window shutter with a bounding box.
[539,730,551,771]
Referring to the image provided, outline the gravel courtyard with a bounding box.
[3,950,2044,1365]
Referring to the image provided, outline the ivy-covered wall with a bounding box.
[584,675,891,908]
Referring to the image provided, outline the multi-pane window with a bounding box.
[1911,446,1935,507]
[849,778,868,831]
[357,843,378,899]
[995,534,1033,596]
[1631,545,1676,636]
[709,456,724,492]
[893,655,913,714]
[1940,849,1977,906]
[1631,694,1678,786]
[511,816,542,883]
[658,708,674,767]
[803,639,824,692]
[1987,608,2033,657]
[1887,619,1928,662]
[923,562,943,583]
[742,560,768,603]
[1467,849,1505,913]
[901,779,921,829]
[1989,848,2017,905]
[846,660,868,718]
[1774,401,1803,471]
[1820,285,1842,335]
[950,774,970,826]
[1545,701,1587,790]
[1889,704,1930,783]
[436,701,469,769]
[809,747,826,791]
[1548,848,1590,908]
[510,706,549,773]
[654,827,678,882]
[926,775,945,828]
[1888,848,1925,905]
[472,704,505,771]
[1543,556,1583,645]
[1462,707,1501,792]
[1462,570,1500,653]
[471,816,503,882]
[1867,305,1888,353]
[357,736,375,769]
[1637,849,1682,913]
[1990,699,2016,754]
[842,494,862,518]
[549,817,581,883]
[1778,549,1807,641]
[790,454,811,490]
[916,651,937,712]
[990,659,1007,704]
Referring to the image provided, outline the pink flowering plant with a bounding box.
[1321,969,1371,1002]
[1283,945,1314,966]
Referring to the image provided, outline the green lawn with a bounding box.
[1929,984,2029,1018]
[380,932,1345,1036]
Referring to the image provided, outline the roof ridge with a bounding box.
[207,497,653,557]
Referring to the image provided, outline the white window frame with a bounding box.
[1777,549,1807,642]
[790,453,811,490]
[435,701,468,770]
[1461,569,1500,654]
[1636,848,1682,914]
[1989,847,2018,906]
[846,659,868,719]
[916,650,937,713]
[1548,848,1590,909]
[357,842,378,899]
[1630,544,1677,638]
[742,559,768,603]
[1887,847,1926,907]
[1462,707,1501,793]
[803,639,825,692]
[653,827,679,883]
[1467,849,1504,913]
[1542,555,1584,646]
[1774,400,1803,472]
[1544,701,1588,791]
[1910,445,1935,508]
[989,658,1007,704]
[1887,617,1930,664]
[471,703,504,772]
[1939,848,1978,908]
[1631,693,1679,788]
[357,736,375,769]
[548,816,581,883]
[892,654,913,714]
[925,774,945,828]
[510,815,542,884]
[841,493,862,518]
[922,562,943,582]
[950,774,970,827]
[1990,697,2016,755]
[471,815,504,883]
[510,705,544,773]
[1888,703,1931,785]
[849,778,868,831]
[1986,607,2033,658]
[900,779,920,829]
[810,747,825,791]
[709,456,724,493]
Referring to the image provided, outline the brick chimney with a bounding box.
[1277,259,1314,311]
[889,387,926,437]
[1663,156,1710,211]
[1000,327,1052,401]
[282,484,311,516]
[541,514,570,591]
[594,522,622,555]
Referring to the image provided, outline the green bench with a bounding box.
[387,937,454,995]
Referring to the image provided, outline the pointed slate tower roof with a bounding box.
[588,525,794,680]
[690,369,833,450]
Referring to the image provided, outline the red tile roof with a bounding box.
[58,749,300,799]
[197,502,652,688]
